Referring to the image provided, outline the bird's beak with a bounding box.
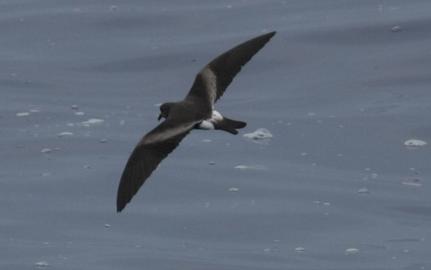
[157,114,163,121]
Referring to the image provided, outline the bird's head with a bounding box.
[158,102,173,121]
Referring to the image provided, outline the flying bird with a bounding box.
[117,31,276,212]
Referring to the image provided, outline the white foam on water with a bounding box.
[402,177,422,187]
[243,128,273,142]
[34,261,49,268]
[391,25,402,32]
[345,248,359,255]
[357,187,370,194]
[294,247,305,253]
[80,118,104,127]
[234,164,267,170]
[57,131,74,137]
[16,112,30,117]
[404,139,427,147]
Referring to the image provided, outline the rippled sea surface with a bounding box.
[1,1,431,269]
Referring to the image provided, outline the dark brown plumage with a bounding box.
[117,31,276,212]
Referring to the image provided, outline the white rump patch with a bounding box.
[211,110,223,121]
[197,110,223,130]
[198,120,215,130]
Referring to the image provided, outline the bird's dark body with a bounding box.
[171,99,212,123]
[117,31,276,212]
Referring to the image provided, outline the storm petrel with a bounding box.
[117,31,276,212]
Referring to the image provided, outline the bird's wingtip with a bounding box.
[260,31,276,41]
[116,200,126,213]
[266,31,277,37]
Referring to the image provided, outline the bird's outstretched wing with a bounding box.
[186,31,276,106]
[116,118,197,212]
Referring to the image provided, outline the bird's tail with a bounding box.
[214,117,247,135]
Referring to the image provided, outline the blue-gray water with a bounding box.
[1,1,431,269]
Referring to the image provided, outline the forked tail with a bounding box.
[214,117,247,135]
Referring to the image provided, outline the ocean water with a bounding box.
[1,1,431,269]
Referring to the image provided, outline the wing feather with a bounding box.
[186,31,276,105]
[116,119,196,212]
